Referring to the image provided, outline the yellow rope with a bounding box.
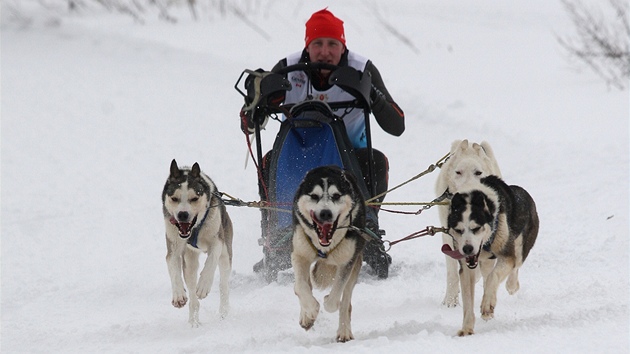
[220,151,451,211]
[365,152,450,205]
[368,201,449,206]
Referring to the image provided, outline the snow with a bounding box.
[2,0,628,352]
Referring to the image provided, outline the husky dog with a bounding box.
[436,139,502,307]
[444,175,539,336]
[291,165,367,343]
[162,159,233,326]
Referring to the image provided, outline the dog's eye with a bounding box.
[190,197,199,203]
[310,194,320,201]
[471,227,481,233]
[331,193,341,201]
[455,171,462,175]
[171,197,180,203]
[474,171,482,176]
[452,228,463,235]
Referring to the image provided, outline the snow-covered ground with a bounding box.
[2,0,628,352]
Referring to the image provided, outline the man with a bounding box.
[241,8,405,277]
[243,8,405,204]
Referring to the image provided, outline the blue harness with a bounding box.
[187,206,211,249]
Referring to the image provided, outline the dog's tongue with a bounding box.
[441,244,465,259]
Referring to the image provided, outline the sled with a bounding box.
[235,63,391,282]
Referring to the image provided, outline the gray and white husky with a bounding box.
[162,159,233,326]
[444,175,539,336]
[291,165,366,343]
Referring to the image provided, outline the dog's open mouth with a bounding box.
[441,244,481,269]
[464,252,480,269]
[169,216,198,238]
[310,210,339,247]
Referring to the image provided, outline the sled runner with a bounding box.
[235,63,391,282]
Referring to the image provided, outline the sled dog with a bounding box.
[436,139,502,307]
[162,159,233,326]
[291,165,367,342]
[444,175,539,336]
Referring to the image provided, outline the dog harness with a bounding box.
[482,217,500,256]
[187,206,211,249]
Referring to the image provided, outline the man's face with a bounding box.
[306,37,345,74]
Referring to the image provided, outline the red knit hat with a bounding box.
[304,8,346,48]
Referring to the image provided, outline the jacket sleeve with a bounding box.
[365,61,405,136]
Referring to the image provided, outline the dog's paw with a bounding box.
[172,290,188,308]
[481,303,495,320]
[189,317,201,328]
[219,303,230,319]
[323,294,340,313]
[481,292,496,320]
[506,277,520,295]
[299,302,320,330]
[336,329,354,343]
[442,293,460,308]
[457,328,475,336]
[196,279,212,300]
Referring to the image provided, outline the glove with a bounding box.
[240,69,267,135]
[370,85,387,111]
[239,69,288,134]
[240,105,268,134]
[244,69,265,108]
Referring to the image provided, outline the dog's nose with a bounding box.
[318,209,333,222]
[462,244,474,255]
[177,211,189,221]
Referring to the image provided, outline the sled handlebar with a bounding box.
[274,63,372,109]
[273,62,340,75]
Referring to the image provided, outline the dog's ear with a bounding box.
[190,162,201,178]
[484,193,496,217]
[472,142,482,156]
[449,139,463,154]
[169,159,181,179]
[341,168,358,193]
[448,193,467,227]
[450,193,468,213]
[458,139,469,152]
[471,190,496,223]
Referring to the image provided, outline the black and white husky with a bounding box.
[291,165,367,343]
[443,175,539,336]
[162,159,233,326]
[436,139,503,307]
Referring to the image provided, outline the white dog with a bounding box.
[435,140,502,307]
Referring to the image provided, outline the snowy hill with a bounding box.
[2,0,628,352]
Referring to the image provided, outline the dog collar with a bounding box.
[300,231,328,258]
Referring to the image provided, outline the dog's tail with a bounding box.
[311,261,337,289]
